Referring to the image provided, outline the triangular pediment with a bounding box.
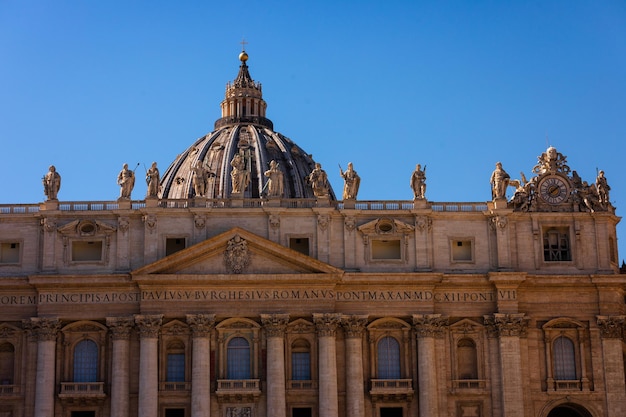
[132,227,343,276]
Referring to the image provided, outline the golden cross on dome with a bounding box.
[240,38,248,51]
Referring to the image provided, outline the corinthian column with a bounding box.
[484,313,528,417]
[341,315,368,417]
[107,317,134,417]
[313,313,342,417]
[187,314,216,417]
[597,316,626,416]
[31,317,61,417]
[413,314,448,417]
[261,314,290,417]
[135,314,163,417]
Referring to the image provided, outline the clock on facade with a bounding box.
[538,175,569,204]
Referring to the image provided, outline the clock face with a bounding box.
[539,176,569,204]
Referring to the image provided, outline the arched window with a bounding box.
[377,336,401,379]
[553,336,576,380]
[0,342,15,385]
[457,338,478,379]
[291,339,311,380]
[74,340,98,382]
[166,340,186,382]
[227,337,251,379]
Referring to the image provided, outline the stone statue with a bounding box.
[43,165,61,200]
[339,162,360,200]
[263,160,283,198]
[230,153,250,194]
[117,163,136,200]
[410,164,427,200]
[146,162,160,198]
[191,161,209,197]
[596,170,610,206]
[490,162,510,200]
[307,163,330,198]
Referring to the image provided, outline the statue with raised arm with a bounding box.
[596,170,610,206]
[307,163,330,198]
[490,162,510,200]
[230,153,250,194]
[117,163,136,199]
[191,161,209,197]
[264,160,283,198]
[410,164,427,200]
[340,162,360,200]
[43,165,61,200]
[146,162,160,198]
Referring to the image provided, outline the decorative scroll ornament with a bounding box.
[484,313,529,337]
[134,314,163,339]
[186,314,216,337]
[313,313,342,337]
[143,215,157,233]
[341,315,368,338]
[489,215,508,231]
[106,317,134,340]
[118,217,130,233]
[224,234,250,274]
[412,314,448,338]
[41,218,56,233]
[597,315,625,339]
[415,216,432,233]
[194,215,206,229]
[317,214,330,231]
[344,216,356,232]
[261,314,289,337]
[269,214,280,229]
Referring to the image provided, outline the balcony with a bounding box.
[160,381,190,392]
[59,382,106,400]
[369,379,414,401]
[452,379,487,390]
[288,380,317,390]
[0,384,20,396]
[216,379,261,401]
[548,379,588,392]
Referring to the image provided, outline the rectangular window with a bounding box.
[372,240,401,260]
[71,241,103,262]
[291,352,311,380]
[0,242,20,264]
[289,238,310,256]
[166,353,185,382]
[543,228,571,261]
[451,240,473,262]
[166,238,186,256]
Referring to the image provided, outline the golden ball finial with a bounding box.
[239,51,248,62]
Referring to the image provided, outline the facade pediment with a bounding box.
[132,227,343,276]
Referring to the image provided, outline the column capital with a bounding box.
[134,314,163,339]
[313,313,342,337]
[107,316,135,340]
[597,315,625,339]
[261,314,290,338]
[412,314,448,338]
[186,314,216,337]
[30,317,61,341]
[483,313,529,337]
[341,315,368,338]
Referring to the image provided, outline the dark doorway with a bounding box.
[165,409,185,417]
[71,412,95,417]
[292,408,312,417]
[547,404,592,417]
[380,407,403,417]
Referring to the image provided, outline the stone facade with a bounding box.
[0,52,624,417]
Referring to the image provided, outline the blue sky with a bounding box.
[1,1,625,259]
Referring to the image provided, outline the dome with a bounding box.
[159,51,336,200]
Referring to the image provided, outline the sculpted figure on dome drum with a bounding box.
[410,164,427,200]
[307,163,330,198]
[596,170,610,206]
[340,162,360,200]
[43,165,61,200]
[263,160,284,198]
[191,161,209,197]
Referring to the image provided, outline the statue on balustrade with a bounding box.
[410,164,427,200]
[307,163,330,198]
[117,163,136,200]
[43,165,61,200]
[340,162,360,200]
[146,162,160,198]
[490,162,510,200]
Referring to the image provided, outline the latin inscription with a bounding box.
[0,289,516,305]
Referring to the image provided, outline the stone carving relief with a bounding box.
[489,215,508,231]
[483,313,529,337]
[134,315,163,339]
[224,234,250,274]
[344,216,356,232]
[41,218,56,233]
[415,216,432,233]
[186,314,216,337]
[261,314,289,337]
[313,313,342,337]
[143,215,157,233]
[341,315,368,338]
[118,217,129,234]
[106,317,134,340]
[413,314,448,338]
[317,214,330,231]
[596,315,624,339]
[268,214,280,229]
[226,407,251,417]
[194,215,206,229]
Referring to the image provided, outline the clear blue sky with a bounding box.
[1,1,625,259]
